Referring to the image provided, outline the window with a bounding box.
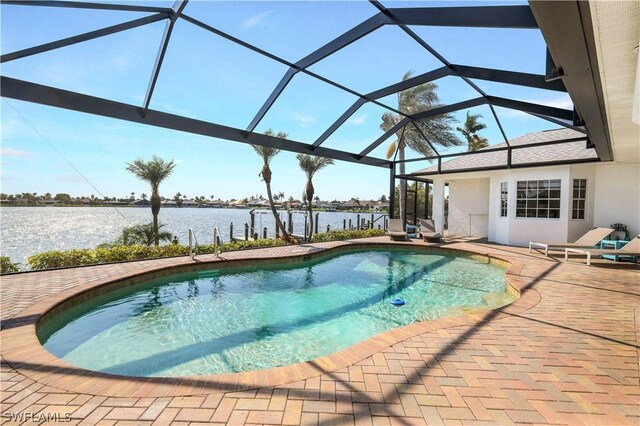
[572,179,587,219]
[516,179,561,218]
[500,182,508,217]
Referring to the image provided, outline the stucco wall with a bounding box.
[592,162,640,238]
[567,165,596,242]
[502,167,571,247]
[431,162,639,246]
[447,178,490,237]
[488,173,510,245]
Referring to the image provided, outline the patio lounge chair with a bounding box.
[565,235,640,266]
[388,219,407,241]
[529,227,613,256]
[419,219,441,243]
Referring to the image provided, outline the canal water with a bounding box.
[1,207,387,267]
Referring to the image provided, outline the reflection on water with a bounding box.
[40,250,513,376]
[0,207,386,265]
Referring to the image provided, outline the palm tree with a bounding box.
[296,154,334,240]
[114,223,173,246]
[382,71,461,222]
[457,111,489,152]
[141,193,148,201]
[251,129,289,239]
[125,155,176,246]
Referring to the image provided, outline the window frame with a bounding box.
[500,181,508,218]
[515,179,561,219]
[571,178,587,220]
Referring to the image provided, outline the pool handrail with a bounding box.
[188,228,199,259]
[213,227,224,257]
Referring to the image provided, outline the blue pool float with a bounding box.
[389,298,405,306]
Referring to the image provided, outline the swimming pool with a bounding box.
[38,248,515,377]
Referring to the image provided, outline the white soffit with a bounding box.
[589,0,640,163]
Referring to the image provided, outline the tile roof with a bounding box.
[415,128,598,174]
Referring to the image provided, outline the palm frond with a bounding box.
[125,155,176,194]
[115,223,173,246]
[252,129,287,165]
[386,140,398,159]
[296,154,335,180]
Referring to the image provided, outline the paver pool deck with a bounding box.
[1,237,638,425]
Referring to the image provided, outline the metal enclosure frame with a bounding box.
[0,1,610,182]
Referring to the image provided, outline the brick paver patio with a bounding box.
[1,237,638,425]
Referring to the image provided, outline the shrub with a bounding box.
[0,256,20,274]
[112,223,174,246]
[28,245,188,270]
[26,239,287,270]
[25,229,385,271]
[313,228,386,242]
[198,238,286,254]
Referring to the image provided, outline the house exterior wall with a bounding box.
[430,162,638,246]
[488,173,510,245]
[447,178,490,237]
[432,179,446,234]
[568,165,596,242]
[592,162,640,237]
[501,167,571,246]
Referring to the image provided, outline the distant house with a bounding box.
[133,199,150,207]
[286,200,303,209]
[246,198,270,208]
[373,202,389,212]
[162,200,177,207]
[337,200,360,211]
[337,200,378,211]
[37,198,59,206]
[104,200,127,206]
[12,198,30,205]
[181,199,198,208]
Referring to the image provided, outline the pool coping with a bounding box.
[0,240,538,398]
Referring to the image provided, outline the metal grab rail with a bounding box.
[188,228,199,259]
[371,213,389,227]
[213,227,224,257]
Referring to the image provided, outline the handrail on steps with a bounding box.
[189,228,199,259]
[213,227,224,257]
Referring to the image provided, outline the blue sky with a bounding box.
[0,1,572,201]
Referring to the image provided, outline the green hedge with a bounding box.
[198,238,286,253]
[313,228,386,242]
[25,229,384,270]
[27,245,189,270]
[1,256,20,274]
[27,239,287,270]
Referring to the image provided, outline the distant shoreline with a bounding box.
[0,205,388,213]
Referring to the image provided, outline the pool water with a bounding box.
[39,249,514,377]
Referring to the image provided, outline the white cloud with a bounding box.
[499,94,574,119]
[1,147,29,157]
[348,114,368,126]
[243,11,271,29]
[292,113,317,128]
[537,94,574,110]
[519,94,574,111]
